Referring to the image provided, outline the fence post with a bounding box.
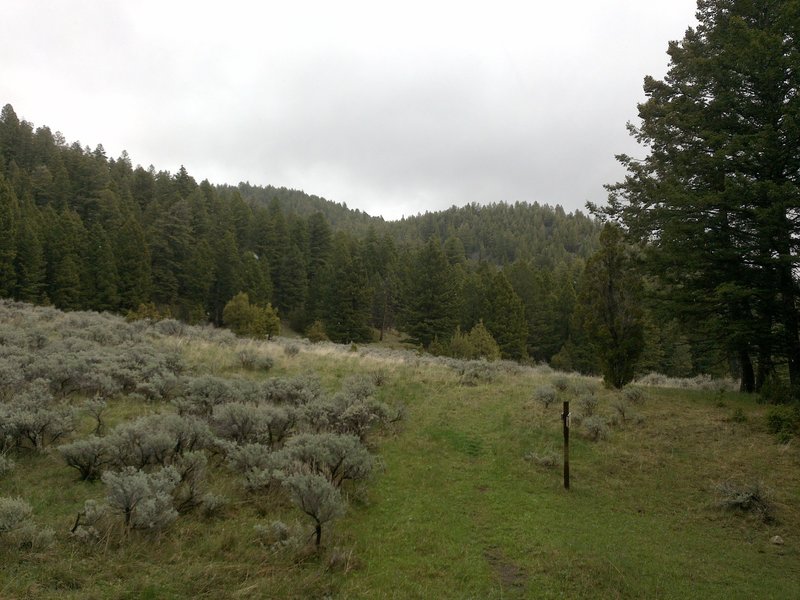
[562,400,570,490]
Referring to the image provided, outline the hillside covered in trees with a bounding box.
[0,103,720,384]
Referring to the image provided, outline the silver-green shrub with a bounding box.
[533,384,557,409]
[59,435,113,481]
[577,393,598,417]
[102,466,180,530]
[0,496,53,550]
[282,473,346,547]
[583,416,609,441]
[279,433,374,487]
[1,380,75,450]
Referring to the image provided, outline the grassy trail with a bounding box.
[336,370,800,599]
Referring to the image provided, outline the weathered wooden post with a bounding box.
[562,400,570,490]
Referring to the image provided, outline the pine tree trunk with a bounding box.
[739,349,755,393]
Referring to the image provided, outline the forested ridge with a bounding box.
[0,102,714,383]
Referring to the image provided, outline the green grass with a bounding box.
[1,339,799,599]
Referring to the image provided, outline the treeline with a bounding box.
[0,103,705,379]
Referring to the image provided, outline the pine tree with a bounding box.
[600,0,800,391]
[322,235,372,343]
[0,173,19,297]
[484,271,527,360]
[573,224,644,388]
[84,222,120,311]
[43,208,87,310]
[13,198,46,302]
[400,238,459,348]
[113,215,151,310]
[207,230,242,325]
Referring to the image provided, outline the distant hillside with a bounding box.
[227,182,384,235]
[229,183,600,268]
[387,202,600,267]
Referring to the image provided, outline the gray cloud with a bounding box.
[1,0,698,220]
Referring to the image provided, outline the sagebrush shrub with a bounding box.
[226,443,275,474]
[0,495,52,550]
[715,481,773,522]
[583,416,609,441]
[0,454,15,477]
[552,376,570,392]
[457,360,497,386]
[59,436,113,481]
[102,466,180,529]
[260,375,322,406]
[237,347,274,371]
[622,386,646,405]
[577,393,598,417]
[525,448,558,469]
[176,375,236,417]
[172,451,208,513]
[200,493,227,519]
[0,496,32,533]
[1,380,75,450]
[279,433,374,487]
[282,472,346,547]
[534,384,557,409]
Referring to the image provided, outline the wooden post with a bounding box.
[562,400,570,490]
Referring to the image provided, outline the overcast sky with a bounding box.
[1,1,698,220]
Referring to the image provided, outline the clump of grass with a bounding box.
[731,407,747,423]
[715,481,773,523]
[284,344,301,357]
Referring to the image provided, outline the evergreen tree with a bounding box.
[113,215,151,310]
[13,198,46,302]
[484,271,528,360]
[240,250,272,307]
[573,224,644,388]
[43,207,87,310]
[305,212,333,324]
[0,173,19,297]
[207,230,242,325]
[322,235,372,343]
[600,0,800,391]
[84,222,120,311]
[400,238,459,347]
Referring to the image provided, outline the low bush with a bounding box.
[237,347,274,371]
[102,466,180,530]
[524,448,559,469]
[533,385,557,409]
[0,455,15,477]
[715,481,773,522]
[583,416,609,441]
[766,405,800,443]
[577,393,598,417]
[59,436,113,481]
[622,386,646,405]
[282,472,346,548]
[0,496,53,550]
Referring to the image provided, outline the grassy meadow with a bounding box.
[1,307,799,599]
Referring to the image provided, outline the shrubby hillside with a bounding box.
[0,300,797,598]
